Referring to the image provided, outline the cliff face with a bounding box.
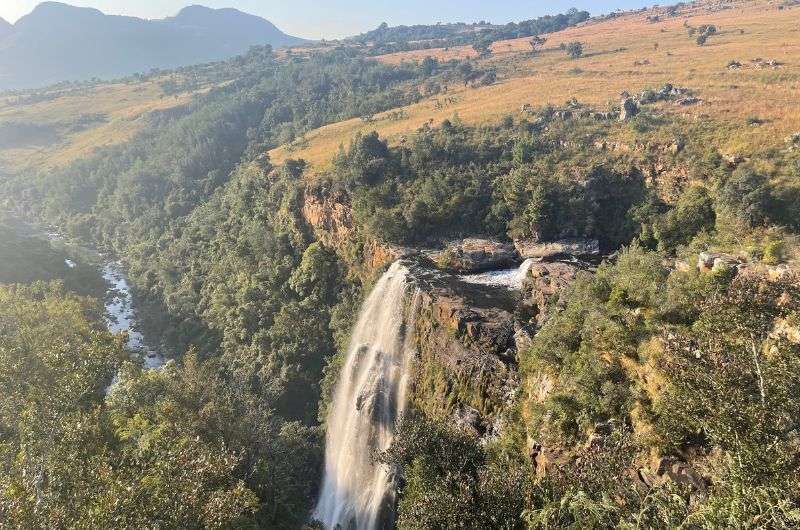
[300,184,585,439]
[404,261,520,437]
[301,184,403,279]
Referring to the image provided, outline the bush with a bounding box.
[653,186,716,252]
[762,238,785,265]
[565,41,584,59]
[717,169,774,228]
[381,414,531,529]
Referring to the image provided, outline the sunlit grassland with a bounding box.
[0,79,212,173]
[270,0,800,172]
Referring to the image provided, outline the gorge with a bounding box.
[3,0,800,525]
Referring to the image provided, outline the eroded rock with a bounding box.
[697,251,742,273]
[404,259,518,437]
[620,97,639,121]
[521,262,580,325]
[437,238,519,273]
[515,238,600,260]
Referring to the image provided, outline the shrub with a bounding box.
[762,239,785,265]
[653,186,716,252]
[381,414,531,529]
[717,169,774,228]
[565,41,584,59]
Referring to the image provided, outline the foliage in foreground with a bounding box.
[0,283,322,529]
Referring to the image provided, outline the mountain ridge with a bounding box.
[0,2,307,90]
[0,17,11,39]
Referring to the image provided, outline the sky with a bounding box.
[0,1,655,39]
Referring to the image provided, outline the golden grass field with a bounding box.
[270,0,800,172]
[0,79,211,174]
[2,0,797,177]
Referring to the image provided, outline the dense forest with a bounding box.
[2,3,800,528]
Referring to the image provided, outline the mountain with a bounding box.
[0,2,307,90]
[0,17,10,39]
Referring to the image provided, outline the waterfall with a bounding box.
[314,261,419,530]
[458,258,538,289]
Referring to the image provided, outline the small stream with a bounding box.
[13,218,165,370]
[101,262,164,370]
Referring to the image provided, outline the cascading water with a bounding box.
[314,261,419,530]
[458,257,538,290]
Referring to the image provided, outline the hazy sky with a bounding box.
[0,1,654,39]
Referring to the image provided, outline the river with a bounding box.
[5,216,164,370]
[101,261,165,369]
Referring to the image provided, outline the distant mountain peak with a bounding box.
[170,5,282,31]
[176,5,222,15]
[28,2,103,18]
[0,3,307,90]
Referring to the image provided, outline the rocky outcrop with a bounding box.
[301,185,353,242]
[301,184,404,275]
[521,262,580,326]
[619,97,639,121]
[639,456,707,493]
[773,318,800,345]
[436,238,519,273]
[697,251,742,273]
[404,259,519,434]
[515,238,600,260]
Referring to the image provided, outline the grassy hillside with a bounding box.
[0,77,221,174]
[9,0,795,177]
[2,2,800,527]
[270,0,800,170]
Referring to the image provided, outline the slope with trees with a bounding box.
[1,1,800,527]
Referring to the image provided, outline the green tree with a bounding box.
[653,186,716,251]
[717,169,773,227]
[382,414,530,529]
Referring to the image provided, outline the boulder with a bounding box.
[452,405,486,437]
[527,439,568,477]
[514,238,599,260]
[774,318,800,345]
[437,238,519,273]
[619,97,639,121]
[646,457,707,492]
[697,251,741,272]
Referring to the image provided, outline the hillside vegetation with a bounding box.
[271,0,800,170]
[1,1,800,528]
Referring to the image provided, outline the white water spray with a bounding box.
[314,261,419,530]
[458,258,538,289]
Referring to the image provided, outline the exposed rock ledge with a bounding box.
[521,261,581,326]
[403,258,519,437]
[435,238,519,273]
[515,238,600,260]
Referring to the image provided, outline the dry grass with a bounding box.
[270,0,800,171]
[0,79,211,173]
